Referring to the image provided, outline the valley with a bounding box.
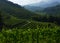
[0,0,60,43]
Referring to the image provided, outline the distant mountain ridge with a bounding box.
[24,6,44,12]
[29,2,59,7]
[43,4,60,16]
[24,1,60,12]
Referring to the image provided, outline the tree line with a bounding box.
[32,15,60,25]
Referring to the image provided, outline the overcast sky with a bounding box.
[8,0,59,6]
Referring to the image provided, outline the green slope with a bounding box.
[0,11,28,28]
[0,0,38,19]
[0,0,60,29]
[0,0,40,28]
[0,22,60,43]
[43,4,60,16]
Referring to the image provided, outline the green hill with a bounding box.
[0,0,60,28]
[43,4,60,16]
[0,0,40,28]
[0,11,29,28]
[0,0,60,43]
[0,0,38,19]
[0,22,60,43]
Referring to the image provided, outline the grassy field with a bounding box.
[0,24,60,43]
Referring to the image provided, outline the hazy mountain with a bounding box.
[24,1,60,12]
[43,4,60,16]
[29,1,60,8]
[24,6,44,12]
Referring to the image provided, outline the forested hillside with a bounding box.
[0,0,40,28]
[0,0,38,19]
[43,4,60,16]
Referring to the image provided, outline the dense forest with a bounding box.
[0,0,60,43]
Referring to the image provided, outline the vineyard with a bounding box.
[0,25,60,43]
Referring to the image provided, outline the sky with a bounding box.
[8,0,59,6]
[8,0,47,6]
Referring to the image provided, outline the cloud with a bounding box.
[8,0,60,6]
